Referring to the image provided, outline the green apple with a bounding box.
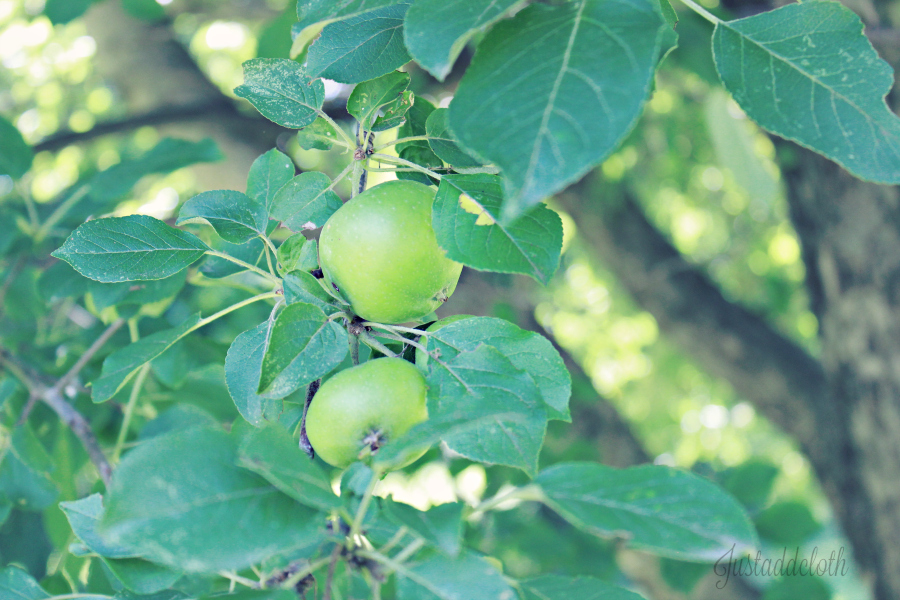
[305,357,429,469]
[318,180,463,324]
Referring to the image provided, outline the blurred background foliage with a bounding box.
[0,0,878,598]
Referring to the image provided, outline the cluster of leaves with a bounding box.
[2,0,899,597]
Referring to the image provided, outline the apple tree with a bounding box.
[1,0,899,599]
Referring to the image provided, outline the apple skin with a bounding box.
[305,357,429,469]
[318,180,463,324]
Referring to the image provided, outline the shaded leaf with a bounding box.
[425,345,546,474]
[225,322,292,426]
[92,313,200,402]
[237,424,341,512]
[713,1,900,184]
[258,302,348,393]
[277,235,318,274]
[383,500,463,556]
[296,118,344,151]
[234,59,325,128]
[177,190,268,244]
[44,0,95,24]
[100,427,323,572]
[521,575,644,600]
[246,149,295,211]
[404,0,522,81]
[0,567,48,600]
[59,494,140,559]
[0,115,33,179]
[283,270,342,314]
[536,463,758,561]
[88,138,221,206]
[347,71,410,131]
[418,316,571,421]
[432,174,563,284]
[395,550,514,600]
[269,172,343,231]
[307,3,412,84]
[425,108,483,168]
[449,0,666,220]
[0,425,58,510]
[52,215,209,284]
[754,501,820,545]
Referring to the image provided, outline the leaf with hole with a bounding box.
[432,174,563,284]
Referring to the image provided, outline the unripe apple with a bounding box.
[318,180,463,324]
[305,358,429,469]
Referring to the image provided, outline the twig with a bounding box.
[54,318,126,396]
[323,543,343,600]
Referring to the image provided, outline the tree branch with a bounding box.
[555,182,829,459]
[1,350,112,485]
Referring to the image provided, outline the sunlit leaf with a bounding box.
[235,59,325,128]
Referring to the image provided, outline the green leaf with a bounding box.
[258,302,348,394]
[100,427,323,572]
[396,96,436,153]
[307,3,412,84]
[396,145,443,186]
[295,0,399,33]
[712,1,900,184]
[404,0,522,81]
[521,575,644,600]
[122,0,165,21]
[0,567,49,600]
[52,215,209,284]
[237,424,341,512]
[60,495,181,594]
[425,345,547,475]
[0,115,34,179]
[419,316,571,421]
[372,90,414,132]
[283,270,342,314]
[703,88,780,204]
[177,190,267,245]
[225,322,293,426]
[383,500,463,556]
[432,174,563,284]
[44,0,95,23]
[199,592,297,600]
[721,460,779,510]
[0,424,59,510]
[535,463,758,561]
[347,71,410,131]
[425,108,483,168]
[395,550,514,600]
[270,172,343,231]
[448,0,666,221]
[659,0,678,29]
[59,494,140,559]
[201,237,266,279]
[92,313,200,402]
[277,235,318,274]
[754,501,820,545]
[763,576,831,600]
[296,118,343,150]
[101,558,181,595]
[89,138,222,206]
[246,149,295,211]
[234,59,325,128]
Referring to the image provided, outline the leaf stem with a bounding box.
[217,571,258,589]
[678,0,720,24]
[205,250,280,284]
[369,153,443,181]
[348,469,381,547]
[469,483,544,516]
[370,330,429,354]
[359,332,399,358]
[363,322,432,337]
[112,362,149,462]
[191,291,279,332]
[316,109,357,150]
[260,234,279,270]
[372,135,432,153]
[378,526,408,554]
[281,555,334,590]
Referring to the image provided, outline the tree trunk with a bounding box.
[784,150,900,600]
